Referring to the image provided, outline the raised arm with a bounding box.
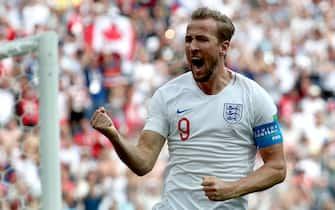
[90,107,166,176]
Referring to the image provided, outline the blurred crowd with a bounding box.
[0,0,334,210]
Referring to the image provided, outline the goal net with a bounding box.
[0,32,61,210]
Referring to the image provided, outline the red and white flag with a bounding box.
[91,14,136,60]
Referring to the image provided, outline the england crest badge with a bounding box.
[223,103,243,123]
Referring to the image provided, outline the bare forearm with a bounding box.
[90,108,161,176]
[104,128,151,176]
[231,162,286,198]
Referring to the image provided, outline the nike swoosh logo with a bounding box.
[177,108,192,114]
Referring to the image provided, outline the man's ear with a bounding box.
[219,40,230,56]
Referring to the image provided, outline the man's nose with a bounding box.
[190,40,199,51]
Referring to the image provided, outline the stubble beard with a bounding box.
[193,59,219,83]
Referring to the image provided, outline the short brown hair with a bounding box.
[191,7,235,42]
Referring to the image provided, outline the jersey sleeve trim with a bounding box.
[143,117,168,138]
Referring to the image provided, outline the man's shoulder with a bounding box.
[233,71,265,92]
[152,71,193,102]
[158,71,193,91]
[233,71,275,107]
[233,71,258,86]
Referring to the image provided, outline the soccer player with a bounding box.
[90,7,286,210]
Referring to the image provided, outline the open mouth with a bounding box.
[191,58,204,69]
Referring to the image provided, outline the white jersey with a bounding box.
[144,71,277,210]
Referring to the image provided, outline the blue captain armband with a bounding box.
[253,120,283,148]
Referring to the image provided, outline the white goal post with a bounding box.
[0,32,61,210]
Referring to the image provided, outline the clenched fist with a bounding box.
[90,107,115,135]
[202,176,237,201]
